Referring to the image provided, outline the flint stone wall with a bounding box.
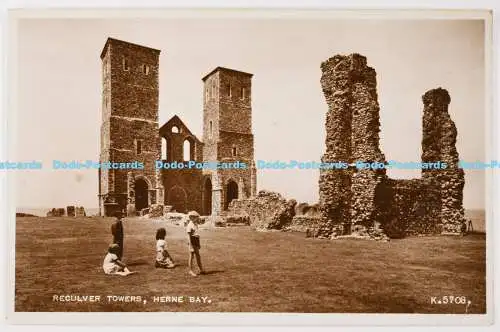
[376,179,442,238]
[227,190,296,230]
[284,216,323,234]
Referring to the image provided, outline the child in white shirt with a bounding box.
[155,227,176,268]
[186,211,205,276]
[102,244,136,276]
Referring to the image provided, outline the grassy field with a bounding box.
[15,216,486,313]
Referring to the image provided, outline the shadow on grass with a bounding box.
[201,270,225,275]
[466,231,486,236]
[127,260,150,267]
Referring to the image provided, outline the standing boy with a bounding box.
[186,211,205,276]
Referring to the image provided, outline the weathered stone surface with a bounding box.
[319,54,387,239]
[159,116,203,214]
[284,216,323,233]
[422,88,466,234]
[99,38,161,217]
[202,68,256,216]
[227,190,296,230]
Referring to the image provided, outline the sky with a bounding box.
[13,15,487,209]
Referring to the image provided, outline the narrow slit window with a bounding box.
[122,58,129,71]
[136,140,142,155]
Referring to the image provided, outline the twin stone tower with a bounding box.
[98,38,256,218]
[98,38,466,238]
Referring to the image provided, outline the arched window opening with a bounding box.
[161,137,167,160]
[183,140,191,161]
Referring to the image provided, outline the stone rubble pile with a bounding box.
[227,190,297,231]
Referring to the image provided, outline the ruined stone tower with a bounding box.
[318,53,466,239]
[318,54,387,236]
[422,88,466,233]
[201,67,257,216]
[98,38,162,217]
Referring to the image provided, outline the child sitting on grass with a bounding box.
[102,243,137,276]
[155,227,176,269]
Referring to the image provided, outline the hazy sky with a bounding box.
[14,16,486,209]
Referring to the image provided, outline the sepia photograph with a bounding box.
[5,7,492,325]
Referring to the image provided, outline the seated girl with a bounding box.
[155,228,176,269]
[102,243,137,276]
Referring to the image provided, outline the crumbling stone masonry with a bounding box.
[421,88,466,234]
[318,54,466,239]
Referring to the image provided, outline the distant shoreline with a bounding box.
[15,207,100,217]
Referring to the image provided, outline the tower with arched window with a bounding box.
[99,39,257,217]
[98,38,162,217]
[201,67,257,216]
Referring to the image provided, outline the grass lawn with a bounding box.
[14,216,486,313]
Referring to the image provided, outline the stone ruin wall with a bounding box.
[318,54,466,239]
[224,53,466,239]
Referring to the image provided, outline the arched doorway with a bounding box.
[225,180,238,210]
[203,178,212,215]
[135,178,149,212]
[167,186,187,213]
